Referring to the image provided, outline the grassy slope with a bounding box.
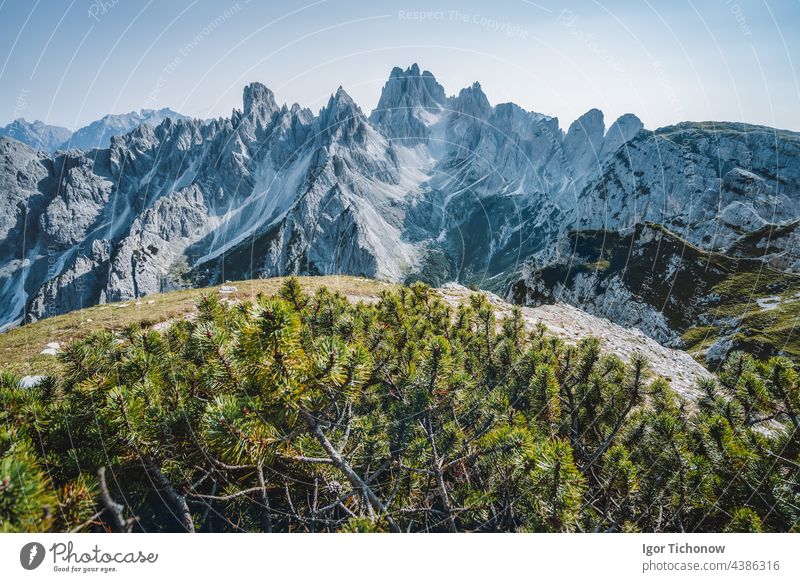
[0,276,394,377]
[686,268,800,361]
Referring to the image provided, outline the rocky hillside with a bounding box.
[0,64,798,366]
[510,223,800,366]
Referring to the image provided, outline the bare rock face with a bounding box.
[38,152,114,250]
[509,222,800,364]
[1,65,799,344]
[530,271,679,346]
[0,138,52,252]
[0,138,56,328]
[452,82,493,120]
[26,239,112,321]
[242,82,279,127]
[563,108,606,179]
[370,64,446,143]
[106,184,209,301]
[570,123,800,252]
[601,113,644,157]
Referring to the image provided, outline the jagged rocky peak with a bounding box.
[372,63,446,114]
[452,81,492,119]
[242,81,279,124]
[289,102,311,118]
[563,108,606,176]
[602,113,644,156]
[317,86,370,142]
[370,64,447,143]
[271,102,315,134]
[323,86,362,118]
[107,120,159,155]
[491,101,556,133]
[566,108,605,143]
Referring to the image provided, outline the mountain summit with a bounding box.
[370,64,447,143]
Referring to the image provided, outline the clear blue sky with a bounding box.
[1,0,799,131]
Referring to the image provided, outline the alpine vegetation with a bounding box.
[1,280,797,532]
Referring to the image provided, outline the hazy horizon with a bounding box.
[2,0,799,132]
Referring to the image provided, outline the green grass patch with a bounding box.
[0,276,395,377]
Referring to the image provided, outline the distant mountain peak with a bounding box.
[562,108,606,176]
[324,86,361,117]
[58,108,188,151]
[378,64,445,109]
[0,118,72,153]
[243,82,279,123]
[452,81,492,118]
[602,113,644,156]
[370,64,447,143]
[334,85,355,101]
[317,86,368,142]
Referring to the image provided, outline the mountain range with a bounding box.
[0,118,72,153]
[0,107,187,153]
[1,63,798,363]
